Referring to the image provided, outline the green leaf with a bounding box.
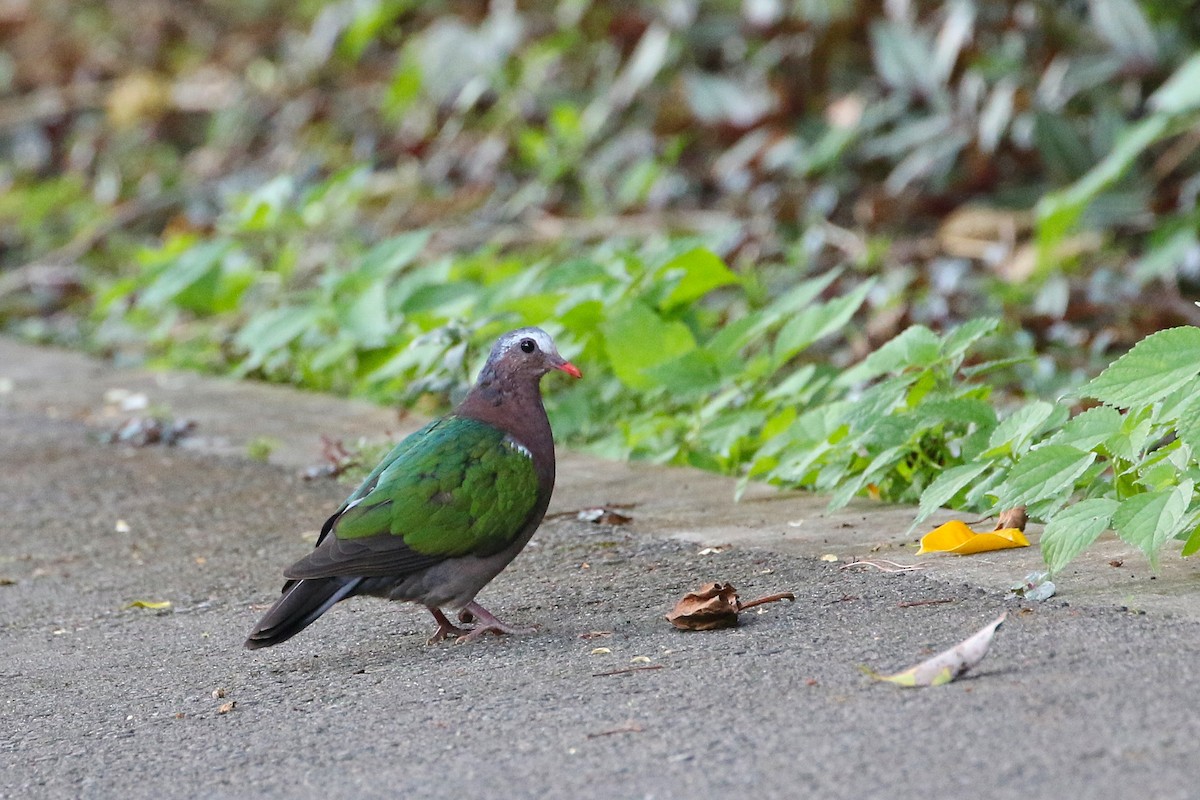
[940,317,999,360]
[1050,406,1123,451]
[1040,498,1120,573]
[1149,52,1200,113]
[1175,391,1200,452]
[643,349,723,397]
[913,462,991,529]
[139,241,228,311]
[656,247,739,309]
[987,400,1060,457]
[1081,327,1200,407]
[827,446,905,511]
[235,306,324,369]
[1036,114,1170,250]
[601,301,696,391]
[773,280,873,366]
[1112,480,1194,569]
[910,397,998,432]
[356,231,429,280]
[1181,522,1200,557]
[838,325,940,385]
[762,270,841,321]
[339,287,391,348]
[1104,408,1153,460]
[998,445,1097,509]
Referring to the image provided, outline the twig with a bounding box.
[737,591,795,611]
[897,598,956,608]
[592,665,664,677]
[586,723,645,738]
[838,558,926,573]
[823,594,860,606]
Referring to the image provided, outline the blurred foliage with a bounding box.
[4,0,1200,569]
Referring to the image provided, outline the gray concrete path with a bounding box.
[3,338,1199,799]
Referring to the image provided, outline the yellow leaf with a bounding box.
[916,520,1029,555]
[126,599,172,610]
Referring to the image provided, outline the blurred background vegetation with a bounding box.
[3,0,1200,520]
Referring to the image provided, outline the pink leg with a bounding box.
[454,601,537,643]
[426,607,468,644]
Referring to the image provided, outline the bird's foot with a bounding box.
[453,601,538,644]
[426,607,469,644]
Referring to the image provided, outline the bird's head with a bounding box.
[485,327,582,382]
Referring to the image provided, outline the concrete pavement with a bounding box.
[2,337,1199,799]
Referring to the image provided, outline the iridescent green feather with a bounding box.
[332,416,539,558]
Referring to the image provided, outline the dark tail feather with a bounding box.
[245,577,361,650]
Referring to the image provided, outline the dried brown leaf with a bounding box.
[995,506,1028,532]
[665,582,740,630]
[665,582,795,630]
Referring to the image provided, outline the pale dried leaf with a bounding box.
[864,612,1006,687]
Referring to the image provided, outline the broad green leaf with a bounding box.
[839,375,914,433]
[910,397,998,431]
[773,280,873,366]
[602,301,696,390]
[940,317,999,360]
[998,445,1096,508]
[1040,498,1120,573]
[1148,52,1200,113]
[1050,405,1123,451]
[234,305,323,368]
[1037,114,1170,250]
[339,287,391,348]
[986,400,1059,456]
[827,446,905,511]
[1104,408,1153,460]
[139,241,228,311]
[1176,391,1200,452]
[656,247,739,309]
[1181,522,1200,557]
[837,325,940,385]
[1081,327,1200,407]
[644,349,723,397]
[913,462,991,530]
[1112,480,1194,569]
[762,269,841,320]
[764,364,821,401]
[356,231,429,279]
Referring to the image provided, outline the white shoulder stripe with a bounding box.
[503,435,532,459]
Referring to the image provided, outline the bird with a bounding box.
[245,327,582,650]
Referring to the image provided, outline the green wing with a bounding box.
[285,416,540,580]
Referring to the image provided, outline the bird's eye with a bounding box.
[520,338,537,353]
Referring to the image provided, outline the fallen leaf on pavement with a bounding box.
[126,599,172,610]
[577,507,633,525]
[98,415,197,447]
[665,582,795,630]
[863,612,1007,687]
[995,506,1028,532]
[1008,571,1056,601]
[916,520,1029,555]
